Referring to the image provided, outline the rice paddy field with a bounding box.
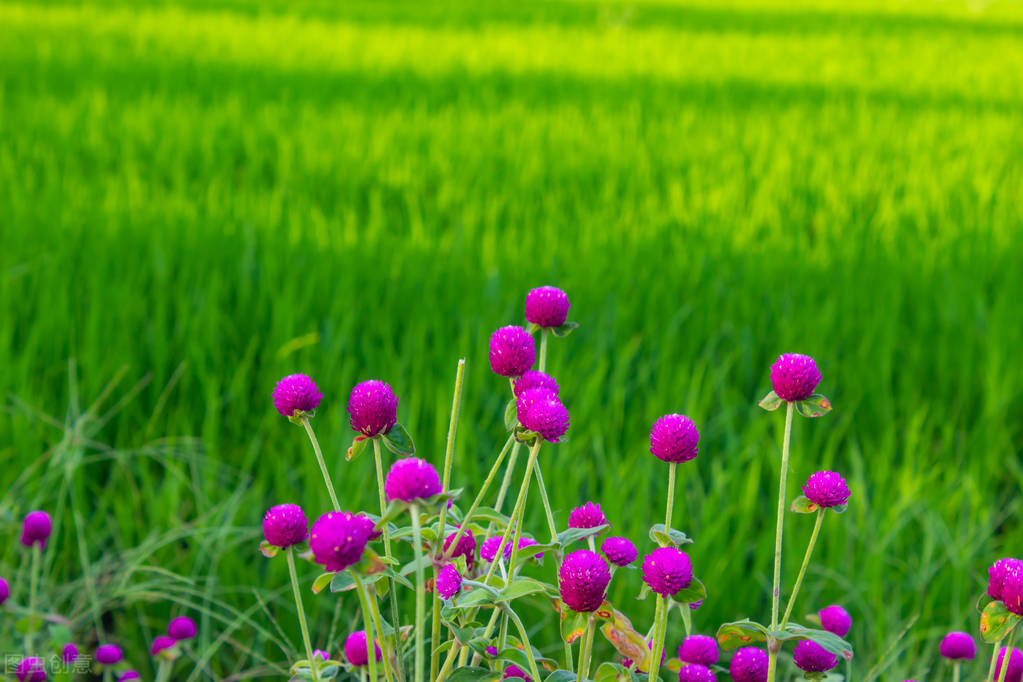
[2,0,1023,678]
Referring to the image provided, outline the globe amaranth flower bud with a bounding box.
[989,558,1023,601]
[16,658,45,682]
[119,672,140,682]
[678,663,716,682]
[151,635,176,656]
[679,635,719,666]
[503,664,531,681]
[61,643,79,663]
[313,650,329,661]
[568,502,607,530]
[995,647,1023,682]
[650,414,699,464]
[802,471,850,509]
[729,647,768,682]
[519,395,569,443]
[344,630,382,667]
[513,370,559,399]
[310,512,371,572]
[436,564,462,600]
[489,326,536,378]
[347,380,399,437]
[940,631,976,660]
[601,536,637,567]
[21,510,52,549]
[818,605,852,637]
[642,547,693,597]
[525,286,571,328]
[168,615,197,641]
[558,549,611,613]
[96,644,123,665]
[384,457,442,502]
[793,640,838,673]
[263,504,308,549]
[443,527,476,571]
[272,374,322,418]
[0,577,9,606]
[770,354,821,402]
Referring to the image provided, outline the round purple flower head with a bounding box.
[770,353,821,402]
[818,605,852,637]
[678,663,716,682]
[568,502,607,530]
[601,536,637,567]
[990,558,1023,601]
[642,547,693,597]
[517,537,543,560]
[436,564,462,600]
[313,650,329,661]
[272,374,322,418]
[486,646,498,657]
[558,549,611,613]
[489,326,536,378]
[309,511,371,571]
[679,635,719,666]
[803,471,850,509]
[151,635,176,656]
[347,380,398,437]
[263,504,308,549]
[650,414,699,464]
[996,647,1023,682]
[519,395,570,443]
[344,630,382,667]
[793,640,837,673]
[0,577,9,605]
[96,644,123,665]
[16,658,45,682]
[525,286,571,328]
[503,664,531,681]
[940,631,976,660]
[168,615,197,641]
[119,671,140,681]
[513,370,559,399]
[21,510,52,549]
[1004,571,1023,616]
[61,643,79,664]
[516,387,555,423]
[480,536,513,563]
[729,647,768,682]
[443,527,476,571]
[384,457,442,502]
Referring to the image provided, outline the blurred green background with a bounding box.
[2,0,1023,678]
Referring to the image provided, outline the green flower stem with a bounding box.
[953,661,961,682]
[286,548,320,682]
[372,437,405,682]
[664,463,676,532]
[780,508,825,628]
[576,615,595,682]
[989,637,1006,682]
[494,441,523,515]
[539,328,549,371]
[154,660,170,682]
[443,435,515,560]
[766,401,795,682]
[366,589,397,682]
[484,441,540,585]
[436,641,462,682]
[103,670,112,682]
[505,441,544,577]
[410,504,426,682]
[25,542,40,650]
[996,625,1019,682]
[503,604,544,682]
[433,359,466,682]
[532,461,559,545]
[353,574,379,682]
[300,416,340,512]
[648,595,668,681]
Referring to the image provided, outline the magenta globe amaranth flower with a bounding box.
[168,615,197,641]
[489,326,536,378]
[519,395,570,443]
[272,374,322,418]
[940,631,976,660]
[1004,570,1023,616]
[344,630,382,667]
[516,387,556,423]
[21,510,52,549]
[818,605,852,637]
[989,558,1023,601]
[310,511,371,571]
[347,380,399,437]
[995,647,1023,682]
[151,635,176,656]
[263,504,308,549]
[480,536,512,563]
[96,644,123,665]
[558,549,611,613]
[601,536,637,567]
[436,564,462,600]
[119,672,140,681]
[568,502,607,530]
[313,650,329,661]
[516,537,543,560]
[16,658,45,682]
[642,547,693,597]
[61,643,79,664]
[803,471,850,509]
[384,457,442,502]
[770,353,821,402]
[678,663,716,682]
[503,664,531,681]
[793,640,838,673]
[525,286,571,328]
[443,527,476,570]
[0,577,9,605]
[650,414,699,464]
[679,635,719,666]
[729,647,768,682]
[513,370,559,398]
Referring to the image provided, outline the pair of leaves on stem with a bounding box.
[347,423,416,461]
[759,391,833,418]
[716,620,854,661]
[526,321,581,338]
[980,598,1022,643]
[789,496,847,515]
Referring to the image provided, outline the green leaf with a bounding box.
[499,577,553,602]
[981,600,1021,643]
[779,623,854,661]
[977,593,994,614]
[312,572,336,594]
[346,435,370,461]
[447,666,502,682]
[716,619,769,651]
[796,393,833,418]
[462,507,511,530]
[544,671,578,682]
[497,646,533,673]
[594,662,632,682]
[559,606,589,644]
[671,577,706,606]
[648,524,693,548]
[550,321,580,338]
[557,525,609,546]
[259,541,279,558]
[789,496,819,514]
[515,541,556,562]
[504,399,519,431]
[381,423,416,455]
[450,585,498,610]
[830,504,847,514]
[758,390,784,411]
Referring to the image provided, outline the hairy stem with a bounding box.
[286,548,319,682]
[539,328,549,372]
[353,574,379,682]
[365,588,396,682]
[300,416,340,511]
[989,637,1006,682]
[373,437,405,682]
[766,401,795,682]
[504,441,543,577]
[443,435,515,560]
[411,504,426,682]
[996,625,1019,682]
[781,508,825,628]
[504,605,544,682]
[493,441,523,515]
[25,543,40,651]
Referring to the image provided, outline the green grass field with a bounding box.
[2,0,1023,677]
